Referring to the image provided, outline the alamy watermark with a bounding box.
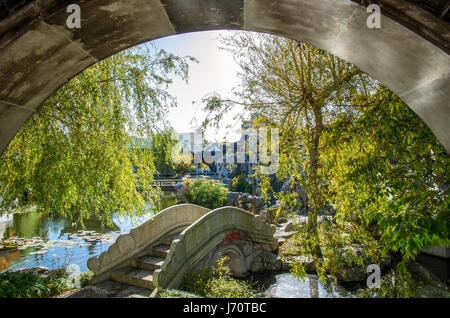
[66,4,382,30]
[367,264,381,289]
[171,128,280,175]
[66,4,81,29]
[367,4,382,29]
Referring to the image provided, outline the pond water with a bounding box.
[263,273,358,298]
[0,192,178,272]
[261,267,450,298]
[257,262,450,298]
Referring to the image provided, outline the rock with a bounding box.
[284,221,295,232]
[334,246,393,283]
[280,177,308,212]
[282,256,316,273]
[9,266,56,276]
[274,221,297,245]
[225,192,264,213]
[220,178,233,188]
[407,262,450,298]
[250,257,264,273]
[250,252,283,273]
[337,267,367,282]
[259,204,287,224]
[67,286,112,298]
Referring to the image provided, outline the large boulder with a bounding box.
[250,251,283,273]
[333,246,392,283]
[274,221,297,245]
[225,192,264,213]
[259,204,289,224]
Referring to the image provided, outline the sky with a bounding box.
[150,30,245,142]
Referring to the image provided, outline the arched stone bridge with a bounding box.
[87,204,278,297]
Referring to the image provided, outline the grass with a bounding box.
[0,267,94,298]
[0,269,69,298]
[158,289,201,298]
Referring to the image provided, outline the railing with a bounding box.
[154,179,183,186]
[87,204,210,283]
[153,206,277,290]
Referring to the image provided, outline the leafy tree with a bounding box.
[0,44,197,225]
[203,32,373,255]
[321,88,449,272]
[202,31,449,281]
[150,130,179,177]
[150,130,195,177]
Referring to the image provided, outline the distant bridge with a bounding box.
[152,179,183,191]
[87,204,278,298]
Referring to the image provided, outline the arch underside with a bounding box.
[0,0,449,154]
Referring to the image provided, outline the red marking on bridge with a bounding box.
[222,230,245,243]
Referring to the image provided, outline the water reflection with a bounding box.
[265,273,356,298]
[0,191,178,272]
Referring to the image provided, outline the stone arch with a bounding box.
[0,0,449,155]
[215,244,248,277]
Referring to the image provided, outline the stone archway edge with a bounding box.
[87,204,211,281]
[153,206,278,290]
[0,0,449,154]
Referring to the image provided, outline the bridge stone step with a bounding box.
[111,267,155,290]
[147,244,171,258]
[132,256,165,271]
[160,234,180,246]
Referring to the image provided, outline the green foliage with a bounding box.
[203,31,449,281]
[356,270,415,298]
[231,174,253,194]
[158,289,201,298]
[281,219,380,283]
[183,256,260,298]
[185,178,229,209]
[321,89,450,271]
[79,270,94,288]
[150,130,179,176]
[0,44,196,225]
[150,130,194,177]
[0,271,69,298]
[202,32,372,237]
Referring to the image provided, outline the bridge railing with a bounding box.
[154,179,183,186]
[153,206,277,290]
[87,204,210,283]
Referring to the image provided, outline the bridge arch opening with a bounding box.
[0,0,449,156]
[215,245,248,278]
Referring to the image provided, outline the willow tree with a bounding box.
[0,44,196,225]
[321,88,449,272]
[203,32,374,255]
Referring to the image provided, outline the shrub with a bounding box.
[183,256,260,298]
[0,270,69,298]
[186,178,229,209]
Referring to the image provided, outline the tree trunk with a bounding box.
[307,104,324,258]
